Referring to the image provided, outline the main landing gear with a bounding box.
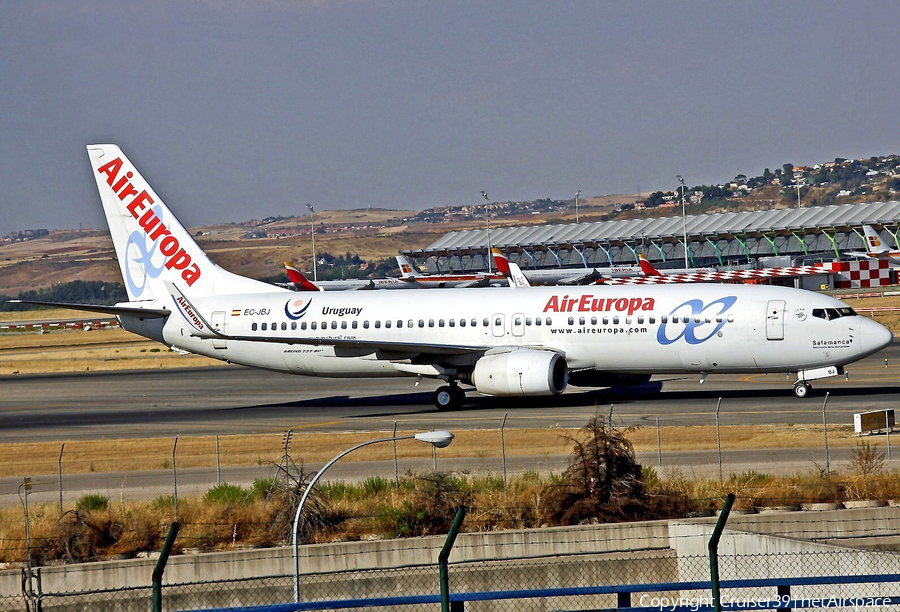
[433,383,466,410]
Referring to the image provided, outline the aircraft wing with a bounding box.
[455,277,492,288]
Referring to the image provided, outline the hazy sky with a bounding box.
[2,1,898,236]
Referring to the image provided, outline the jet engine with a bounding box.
[469,350,568,396]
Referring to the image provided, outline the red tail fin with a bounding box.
[638,255,662,276]
[491,249,511,276]
[284,262,322,292]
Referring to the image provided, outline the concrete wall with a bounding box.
[4,507,900,609]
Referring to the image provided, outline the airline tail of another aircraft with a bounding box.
[284,262,324,292]
[492,249,530,287]
[638,254,663,276]
[395,254,423,278]
[862,225,891,255]
[87,145,278,302]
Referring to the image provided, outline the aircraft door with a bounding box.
[211,311,227,349]
[491,313,506,337]
[511,313,525,337]
[765,300,785,341]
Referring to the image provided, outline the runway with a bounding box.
[0,341,897,443]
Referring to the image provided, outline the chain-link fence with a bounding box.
[3,530,900,611]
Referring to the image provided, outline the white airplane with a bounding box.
[395,255,498,288]
[16,145,894,409]
[283,262,413,291]
[848,225,900,265]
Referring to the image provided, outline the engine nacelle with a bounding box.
[470,350,568,396]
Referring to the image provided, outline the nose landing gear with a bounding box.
[793,381,812,398]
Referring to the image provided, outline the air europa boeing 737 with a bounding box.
[18,145,894,410]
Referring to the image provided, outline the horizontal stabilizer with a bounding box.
[9,300,170,318]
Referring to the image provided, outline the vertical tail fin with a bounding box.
[87,145,279,301]
[284,262,324,292]
[862,225,890,254]
[638,254,663,276]
[492,248,530,287]
[395,255,423,278]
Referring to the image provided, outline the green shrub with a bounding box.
[76,493,109,512]
[204,483,253,505]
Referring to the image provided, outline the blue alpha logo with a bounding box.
[284,299,312,320]
[124,203,167,298]
[656,296,737,345]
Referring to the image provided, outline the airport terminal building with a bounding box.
[403,200,900,288]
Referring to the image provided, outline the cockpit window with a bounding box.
[812,307,857,321]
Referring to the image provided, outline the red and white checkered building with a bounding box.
[830,259,894,289]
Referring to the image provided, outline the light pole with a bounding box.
[575,190,581,224]
[677,175,688,268]
[795,183,802,209]
[480,191,491,273]
[306,204,317,281]
[292,430,455,602]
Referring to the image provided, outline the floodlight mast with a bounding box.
[677,175,688,268]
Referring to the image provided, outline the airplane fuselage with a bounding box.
[126,283,889,381]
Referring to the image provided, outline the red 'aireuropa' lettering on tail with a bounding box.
[97,158,201,286]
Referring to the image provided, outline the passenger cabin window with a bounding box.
[535,318,541,326]
[342,321,348,329]
[460,319,466,327]
[439,319,445,327]
[568,317,574,325]
[352,321,358,329]
[281,322,287,331]
[261,323,267,331]
[428,319,435,327]
[545,317,551,325]
[419,320,425,328]
[331,321,338,330]
[311,322,317,330]
[291,322,297,330]
[449,319,455,327]
[385,320,392,328]
[301,322,307,330]
[252,323,258,331]
[364,321,370,329]
[374,321,380,328]
[482,318,489,327]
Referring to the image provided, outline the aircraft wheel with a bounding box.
[434,385,464,411]
[793,382,812,398]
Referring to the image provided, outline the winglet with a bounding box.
[284,262,324,292]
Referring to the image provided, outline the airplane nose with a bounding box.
[859,317,894,357]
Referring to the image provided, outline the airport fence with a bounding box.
[4,547,900,611]
[4,399,899,514]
